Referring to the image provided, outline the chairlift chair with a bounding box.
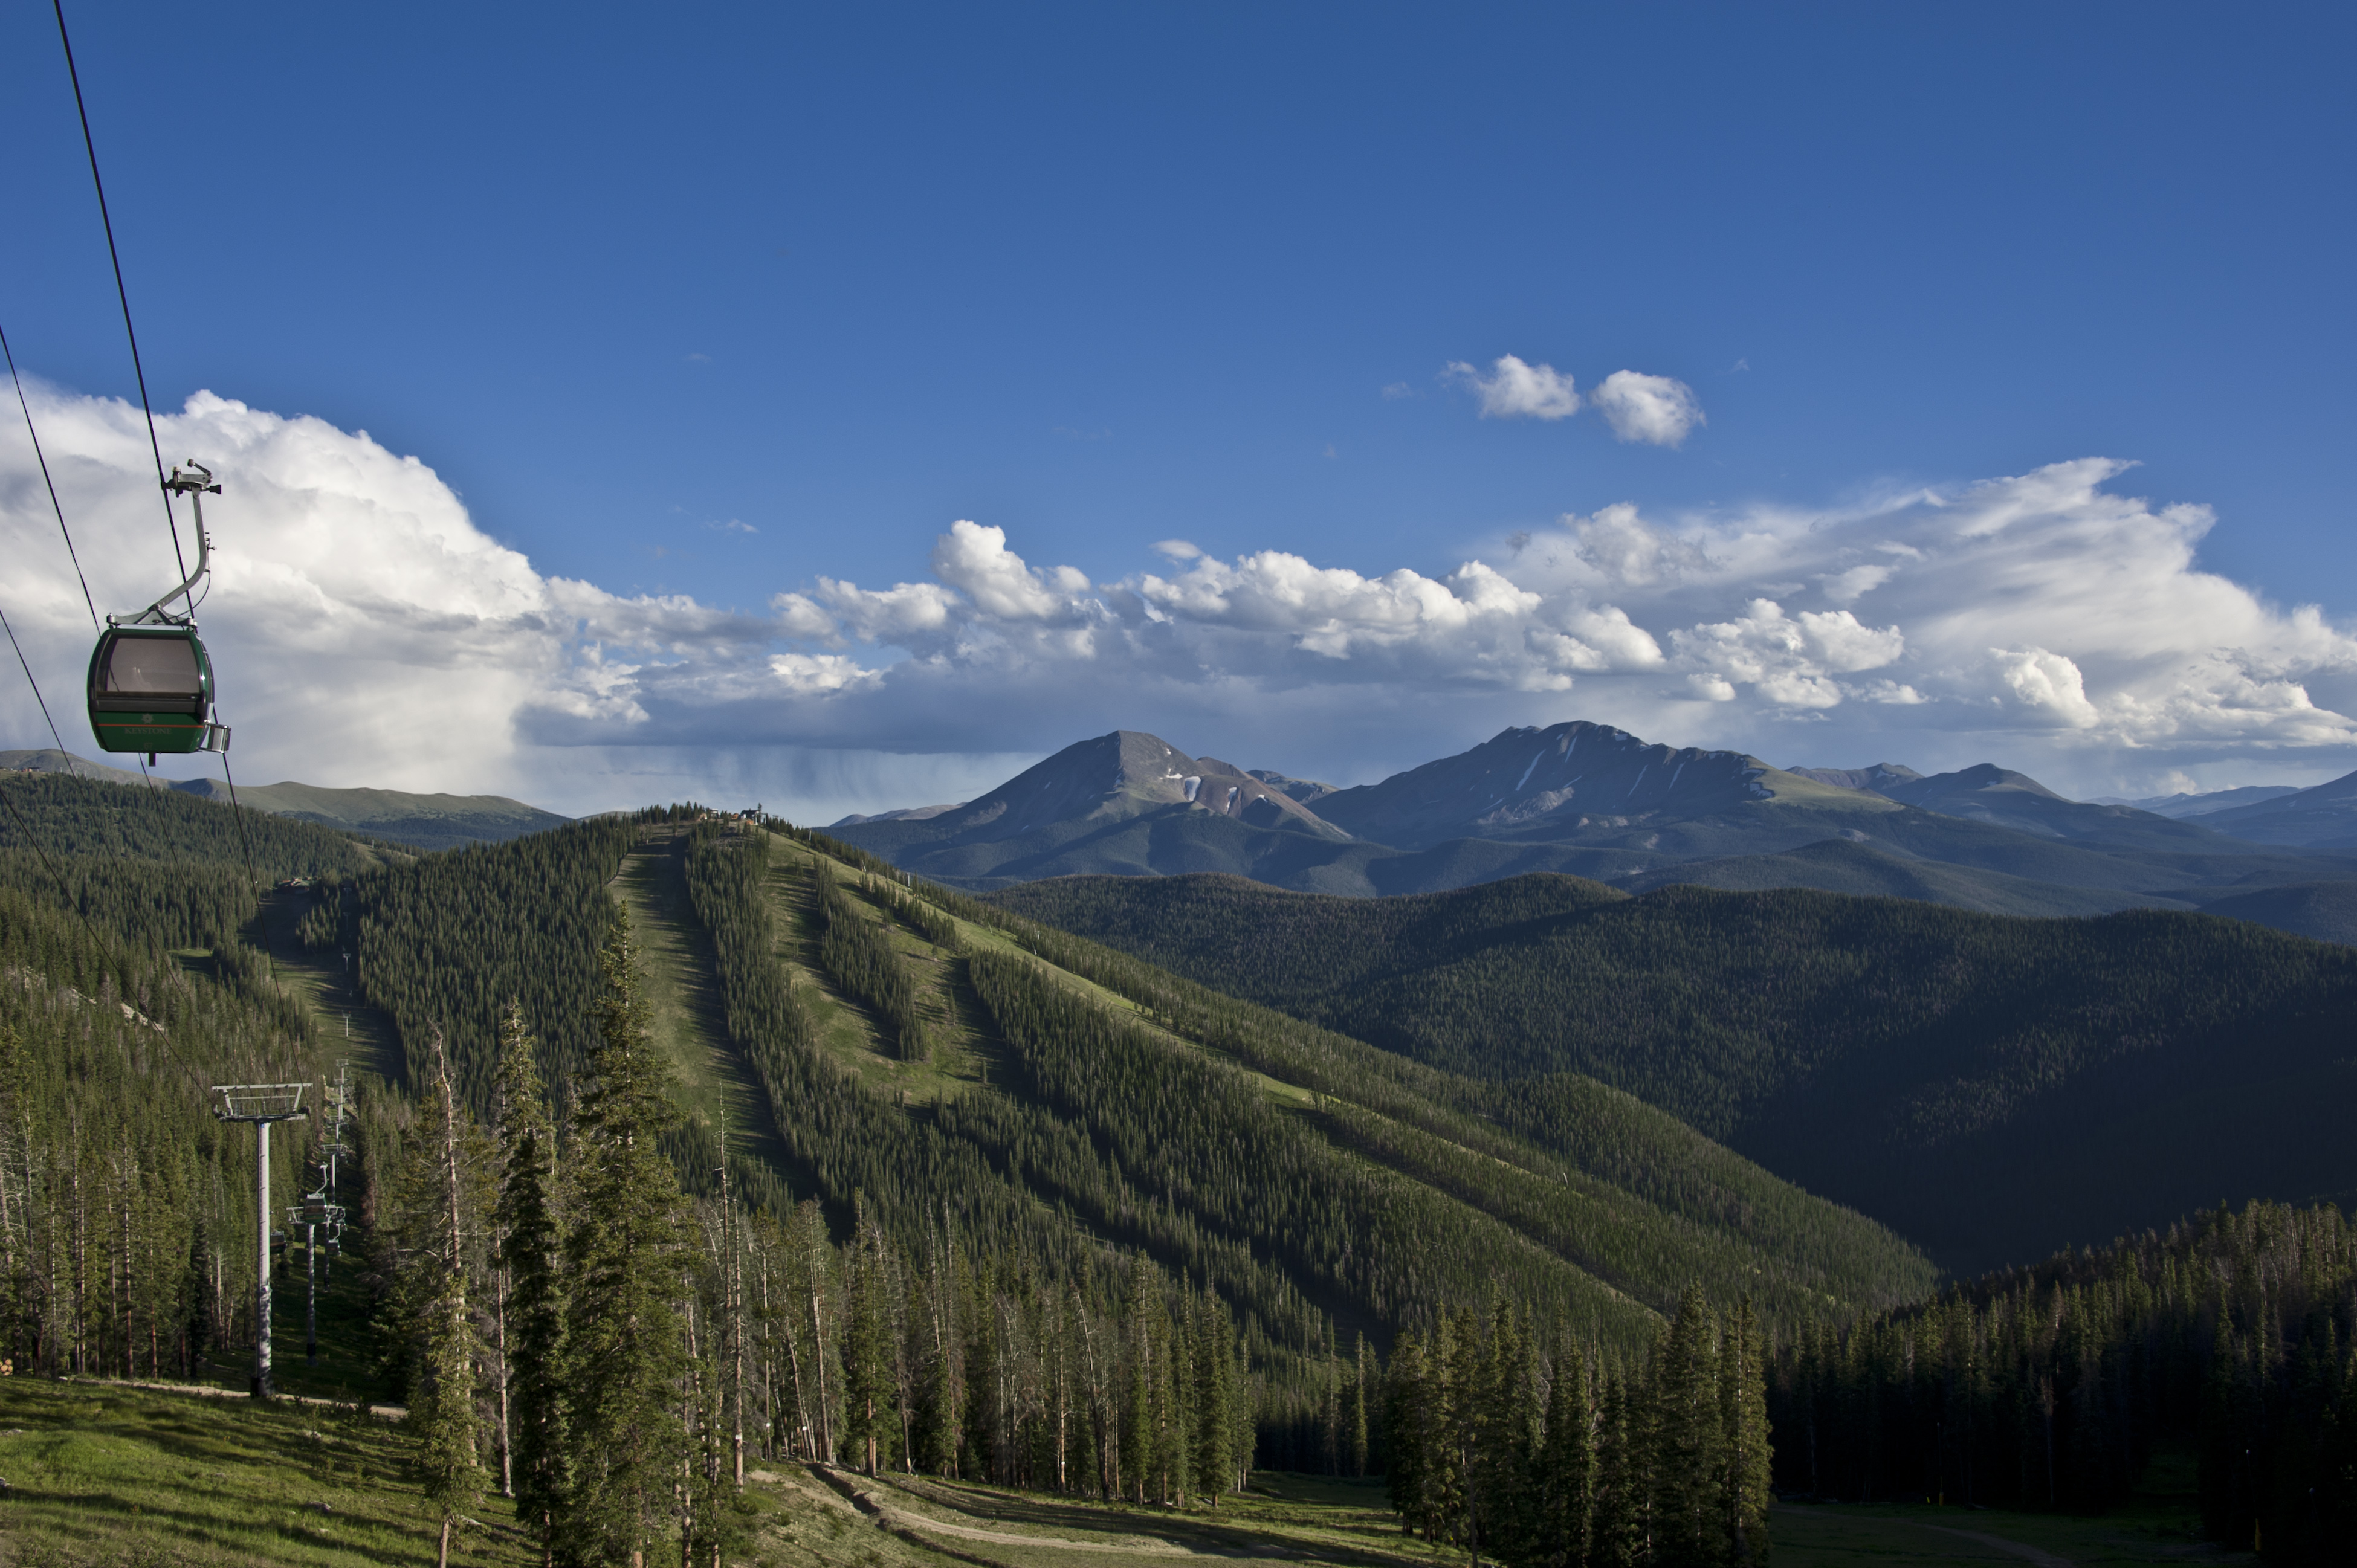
[85,460,231,760]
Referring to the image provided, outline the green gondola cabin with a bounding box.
[86,625,219,757]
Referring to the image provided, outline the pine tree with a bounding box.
[1122,1256,1157,1503]
[409,1030,487,1568]
[1441,1305,1481,1557]
[557,915,694,1567]
[1194,1289,1236,1505]
[1385,1330,1430,1534]
[1539,1339,1593,1568]
[1475,1297,1541,1566]
[1350,1332,1372,1479]
[1718,1297,1771,1564]
[494,1001,569,1560]
[842,1196,894,1473]
[1654,1291,1725,1568]
[1591,1377,1639,1568]
[1166,1287,1198,1503]
[915,1231,963,1477]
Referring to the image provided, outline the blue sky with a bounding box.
[4,4,2355,816]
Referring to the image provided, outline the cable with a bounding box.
[0,602,79,769]
[219,746,261,893]
[0,322,100,636]
[52,0,191,618]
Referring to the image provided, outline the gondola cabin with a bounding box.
[86,625,219,757]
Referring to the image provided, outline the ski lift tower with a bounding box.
[286,1063,353,1366]
[212,1083,309,1396]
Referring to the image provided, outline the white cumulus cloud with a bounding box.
[1446,355,1582,420]
[1588,370,1706,447]
[929,520,1090,621]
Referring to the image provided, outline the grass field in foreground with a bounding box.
[0,1376,2269,1567]
[0,1377,534,1567]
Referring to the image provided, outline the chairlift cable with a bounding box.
[51,0,191,614]
[1,602,80,770]
[218,746,261,893]
[46,10,262,990]
[0,321,101,637]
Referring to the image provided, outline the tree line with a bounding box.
[1387,1291,1771,1567]
[0,770,386,880]
[1772,1199,2356,1562]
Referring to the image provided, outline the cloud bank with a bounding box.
[4,386,2353,815]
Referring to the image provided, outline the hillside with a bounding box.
[992,871,2357,1274]
[8,773,2336,1561]
[656,823,1938,1347]
[1869,762,2243,851]
[335,822,1939,1340]
[2191,878,2357,946]
[3,748,569,850]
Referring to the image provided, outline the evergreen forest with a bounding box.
[0,772,2350,1563]
[995,871,2357,1274]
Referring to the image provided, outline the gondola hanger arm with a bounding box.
[116,459,220,626]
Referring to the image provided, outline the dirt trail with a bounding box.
[810,1468,1251,1558]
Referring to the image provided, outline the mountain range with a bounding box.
[2,748,569,851]
[833,722,2357,943]
[2090,783,2304,818]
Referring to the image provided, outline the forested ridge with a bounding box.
[996,872,2357,1273]
[944,869,1933,1319]
[989,871,2357,1135]
[0,770,391,876]
[306,813,647,1108]
[0,770,395,955]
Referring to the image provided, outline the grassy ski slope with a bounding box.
[703,826,1933,1353]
